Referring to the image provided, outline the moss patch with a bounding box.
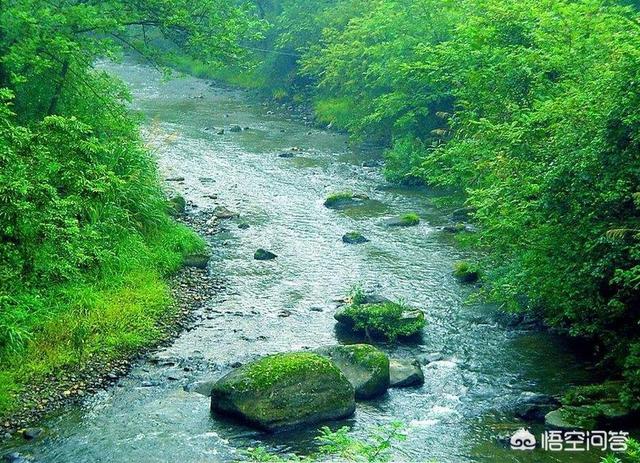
[400,213,420,226]
[453,261,479,283]
[339,301,426,341]
[324,192,369,209]
[225,352,341,394]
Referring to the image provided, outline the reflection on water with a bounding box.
[1,63,606,463]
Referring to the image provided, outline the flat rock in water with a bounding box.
[210,352,355,431]
[315,344,389,399]
[213,206,238,219]
[184,380,216,397]
[389,358,424,388]
[254,249,277,260]
[545,408,587,430]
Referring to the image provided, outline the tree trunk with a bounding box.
[47,59,70,116]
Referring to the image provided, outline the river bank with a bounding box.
[0,202,224,443]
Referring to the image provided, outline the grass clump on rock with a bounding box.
[342,231,369,244]
[453,261,479,283]
[400,213,420,226]
[385,212,420,227]
[335,289,425,342]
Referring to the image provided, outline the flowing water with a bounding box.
[2,62,613,462]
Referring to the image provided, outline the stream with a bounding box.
[2,62,607,463]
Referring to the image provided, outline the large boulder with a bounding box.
[389,358,424,388]
[513,392,560,422]
[316,344,389,399]
[210,352,355,431]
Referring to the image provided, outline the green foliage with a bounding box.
[563,382,622,406]
[343,300,425,341]
[601,438,640,463]
[0,0,253,417]
[233,0,640,401]
[400,213,420,227]
[242,421,407,462]
[453,261,480,283]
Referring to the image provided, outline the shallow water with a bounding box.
[2,63,613,462]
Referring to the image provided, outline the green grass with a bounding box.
[314,97,354,130]
[0,221,204,417]
[342,300,426,341]
[400,213,420,226]
[452,261,480,283]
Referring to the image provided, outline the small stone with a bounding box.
[238,223,250,230]
[342,232,369,244]
[166,176,186,182]
[22,427,42,440]
[254,249,277,261]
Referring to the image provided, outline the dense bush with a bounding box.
[234,0,640,406]
[0,0,255,415]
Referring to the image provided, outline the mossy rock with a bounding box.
[210,352,355,431]
[183,253,210,269]
[385,213,420,227]
[169,195,186,215]
[315,344,389,399]
[335,301,426,342]
[545,407,594,430]
[254,249,277,260]
[544,402,636,431]
[342,231,369,244]
[324,192,369,209]
[453,261,479,283]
